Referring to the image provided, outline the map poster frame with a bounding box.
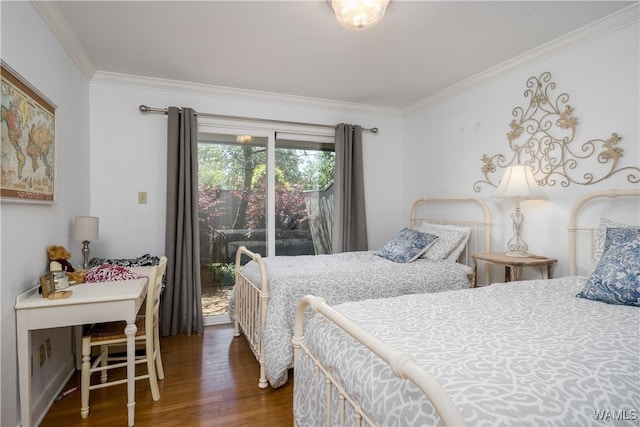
[1,61,56,204]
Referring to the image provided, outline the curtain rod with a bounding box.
[138,105,379,134]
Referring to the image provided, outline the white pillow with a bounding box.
[414,223,470,261]
[445,226,472,262]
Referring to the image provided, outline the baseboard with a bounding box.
[32,355,76,427]
[204,314,231,326]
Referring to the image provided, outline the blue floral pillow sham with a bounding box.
[577,227,640,306]
[376,228,439,263]
[601,227,640,255]
[587,218,638,276]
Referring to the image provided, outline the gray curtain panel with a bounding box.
[333,123,368,253]
[161,107,203,336]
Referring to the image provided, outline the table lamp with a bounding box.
[73,216,99,270]
[492,164,546,257]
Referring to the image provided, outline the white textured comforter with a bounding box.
[233,251,470,388]
[295,276,640,426]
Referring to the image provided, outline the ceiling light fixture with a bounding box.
[236,134,253,143]
[331,0,390,30]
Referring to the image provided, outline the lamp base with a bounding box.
[505,251,530,258]
[505,201,530,258]
[81,240,91,271]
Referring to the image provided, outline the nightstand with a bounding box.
[471,252,557,287]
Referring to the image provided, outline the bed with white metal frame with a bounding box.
[292,189,640,427]
[232,196,492,389]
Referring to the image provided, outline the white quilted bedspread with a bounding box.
[295,276,640,426]
[233,251,470,388]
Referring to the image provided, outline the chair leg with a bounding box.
[80,338,91,419]
[100,344,108,384]
[146,333,160,401]
[153,326,165,380]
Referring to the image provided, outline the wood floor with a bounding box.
[41,324,293,427]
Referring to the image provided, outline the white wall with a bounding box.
[1,2,91,425]
[3,3,638,425]
[88,76,405,257]
[404,22,640,282]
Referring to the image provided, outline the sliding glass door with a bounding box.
[198,133,266,320]
[197,130,334,321]
[274,136,335,256]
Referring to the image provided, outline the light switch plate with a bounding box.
[138,192,147,204]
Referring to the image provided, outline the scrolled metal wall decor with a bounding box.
[473,72,640,192]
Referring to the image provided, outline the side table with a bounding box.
[471,252,558,287]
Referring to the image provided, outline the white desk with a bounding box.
[15,277,148,427]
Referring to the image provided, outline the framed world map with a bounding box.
[1,61,56,203]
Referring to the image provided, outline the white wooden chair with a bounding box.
[80,256,168,418]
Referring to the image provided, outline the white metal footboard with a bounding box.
[233,246,269,388]
[292,295,466,427]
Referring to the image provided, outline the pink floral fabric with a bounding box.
[85,264,147,283]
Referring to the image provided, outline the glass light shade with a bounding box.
[493,164,547,200]
[332,0,390,30]
[236,134,253,143]
[73,216,99,241]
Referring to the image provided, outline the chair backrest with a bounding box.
[145,256,168,327]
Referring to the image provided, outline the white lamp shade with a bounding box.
[332,0,390,30]
[493,164,547,200]
[73,216,99,241]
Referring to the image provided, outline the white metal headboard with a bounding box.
[410,196,491,270]
[568,188,640,275]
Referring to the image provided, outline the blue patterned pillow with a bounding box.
[601,227,640,255]
[587,218,639,276]
[377,228,438,263]
[577,228,640,306]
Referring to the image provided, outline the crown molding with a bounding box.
[31,1,96,81]
[91,71,403,115]
[32,0,397,114]
[404,4,640,113]
[33,0,637,113]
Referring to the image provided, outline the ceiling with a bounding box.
[50,1,635,109]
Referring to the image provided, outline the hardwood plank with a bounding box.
[40,324,293,426]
